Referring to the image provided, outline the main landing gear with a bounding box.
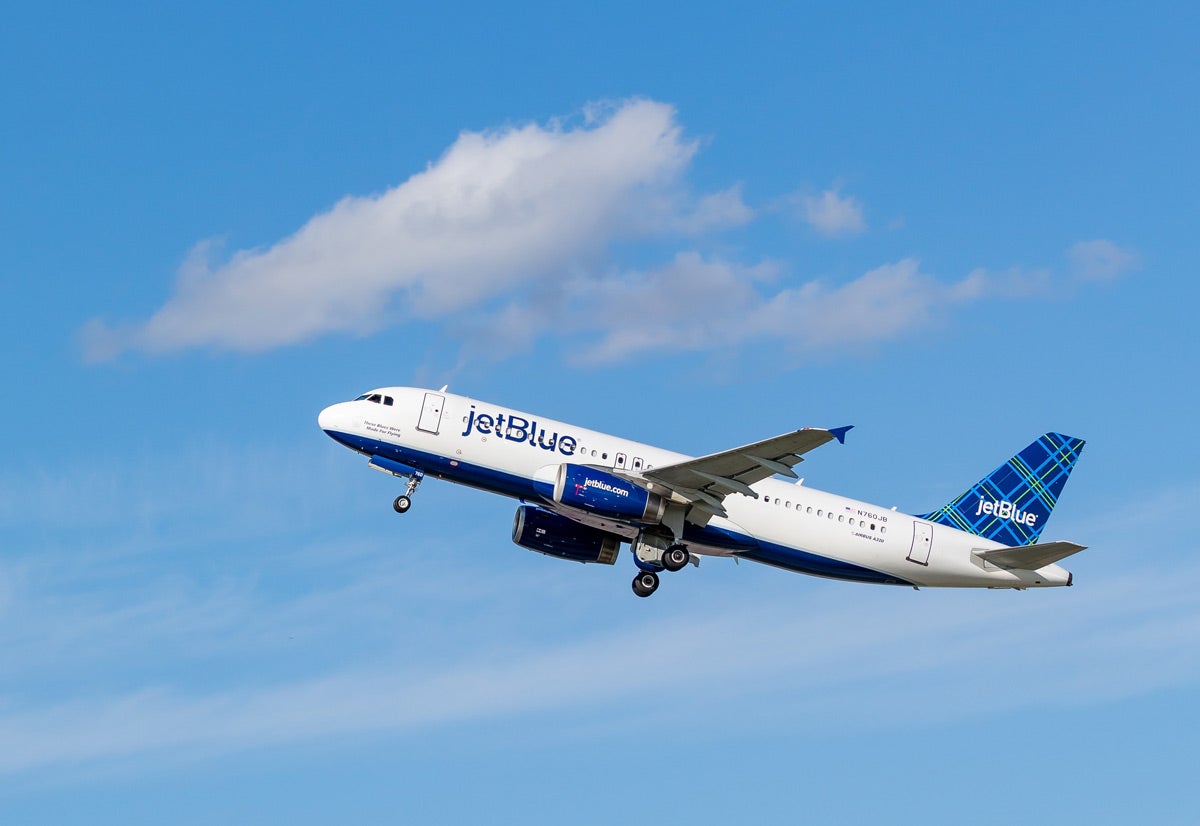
[630,539,691,598]
[392,470,424,514]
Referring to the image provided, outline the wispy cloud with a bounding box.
[82,99,750,360]
[796,186,867,237]
[454,254,1068,365]
[1068,239,1139,281]
[2,445,1197,780]
[1,560,1198,777]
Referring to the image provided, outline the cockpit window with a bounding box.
[383,396,394,406]
[368,394,383,403]
[354,394,370,401]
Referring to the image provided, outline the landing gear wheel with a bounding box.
[632,570,660,598]
[662,544,690,572]
[392,495,412,514]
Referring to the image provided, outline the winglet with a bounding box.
[828,425,854,445]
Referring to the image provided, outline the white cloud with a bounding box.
[798,186,867,237]
[1068,239,1139,281]
[83,100,750,360]
[78,98,1134,369]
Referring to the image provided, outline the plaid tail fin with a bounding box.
[920,433,1085,546]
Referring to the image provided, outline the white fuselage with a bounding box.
[318,387,1072,589]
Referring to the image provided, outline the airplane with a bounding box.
[318,386,1087,597]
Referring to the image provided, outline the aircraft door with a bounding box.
[908,521,933,565]
[417,393,445,434]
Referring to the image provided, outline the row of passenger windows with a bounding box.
[355,393,394,406]
[578,447,651,471]
[761,496,887,533]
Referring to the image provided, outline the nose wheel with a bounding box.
[391,470,424,514]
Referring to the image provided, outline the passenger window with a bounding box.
[786,501,791,508]
[817,509,823,517]
[602,452,608,460]
[828,512,834,519]
[806,506,813,514]
[870,524,876,531]
[838,515,844,523]
[633,458,643,470]
[881,526,887,534]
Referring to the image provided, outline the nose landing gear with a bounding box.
[391,470,424,514]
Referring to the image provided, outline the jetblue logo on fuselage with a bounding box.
[975,498,1038,526]
[461,406,577,456]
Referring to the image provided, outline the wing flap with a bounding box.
[974,541,1087,570]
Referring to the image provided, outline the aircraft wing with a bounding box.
[640,426,853,518]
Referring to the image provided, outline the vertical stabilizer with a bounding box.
[920,433,1085,546]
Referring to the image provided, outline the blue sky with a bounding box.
[3,2,1199,823]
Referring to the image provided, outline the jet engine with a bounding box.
[533,464,667,522]
[512,505,621,564]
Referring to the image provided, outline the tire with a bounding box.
[663,545,690,572]
[632,571,659,597]
[393,495,412,513]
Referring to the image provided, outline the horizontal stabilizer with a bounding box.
[974,540,1087,570]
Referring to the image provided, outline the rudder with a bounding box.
[920,432,1085,546]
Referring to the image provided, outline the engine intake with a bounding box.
[512,506,621,565]
[534,464,667,523]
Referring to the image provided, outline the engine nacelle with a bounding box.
[533,464,667,523]
[512,506,621,564]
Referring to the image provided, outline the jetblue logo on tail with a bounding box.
[921,432,1085,546]
[975,498,1037,527]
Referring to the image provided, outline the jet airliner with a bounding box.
[319,387,1086,597]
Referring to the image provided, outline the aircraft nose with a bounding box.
[318,403,343,433]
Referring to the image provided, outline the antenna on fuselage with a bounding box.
[439,385,449,392]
